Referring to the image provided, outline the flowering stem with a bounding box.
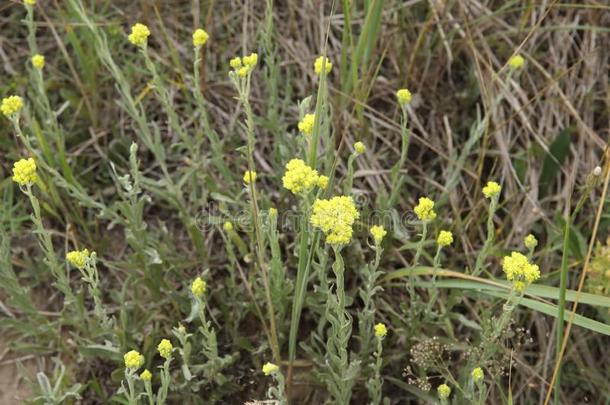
[472,195,498,277]
[388,104,410,208]
[426,246,443,315]
[236,82,281,364]
[123,370,138,405]
[409,221,428,300]
[156,357,172,405]
[192,48,231,179]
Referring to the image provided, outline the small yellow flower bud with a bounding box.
[396,88,412,104]
[1,95,24,117]
[140,369,152,382]
[192,28,209,47]
[157,339,173,359]
[124,350,144,370]
[437,384,451,400]
[437,231,453,247]
[66,249,90,269]
[314,56,332,75]
[374,322,387,338]
[31,54,45,70]
[298,113,315,136]
[524,234,538,250]
[471,367,484,382]
[128,23,150,47]
[482,181,501,199]
[191,277,206,297]
[370,225,387,244]
[414,197,436,221]
[508,54,525,69]
[262,362,279,376]
[354,141,366,154]
[243,170,257,184]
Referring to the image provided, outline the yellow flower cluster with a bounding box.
[32,54,45,70]
[310,196,359,246]
[243,170,257,184]
[140,369,152,382]
[370,225,386,244]
[524,233,538,250]
[128,23,150,47]
[437,384,451,399]
[223,221,234,231]
[24,0,36,5]
[298,113,315,136]
[282,159,322,194]
[12,158,37,186]
[471,367,484,382]
[124,350,145,370]
[1,95,24,117]
[414,197,436,222]
[317,175,329,189]
[396,88,412,104]
[262,362,279,376]
[374,322,387,338]
[437,230,453,247]
[191,277,207,297]
[354,141,366,154]
[66,248,90,269]
[157,339,173,359]
[314,56,332,75]
[192,28,209,47]
[482,181,501,198]
[502,251,540,292]
[508,54,525,69]
[230,53,258,77]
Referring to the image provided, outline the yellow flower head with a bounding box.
[128,23,150,47]
[12,158,37,185]
[32,54,45,70]
[269,207,278,218]
[314,56,332,75]
[310,196,359,246]
[437,230,453,247]
[502,251,540,292]
[229,57,242,69]
[282,159,320,194]
[223,221,234,232]
[124,350,145,370]
[191,277,207,297]
[482,181,501,199]
[157,339,173,359]
[298,113,315,136]
[524,234,538,250]
[243,170,257,184]
[414,197,436,222]
[471,367,484,382]
[140,369,152,382]
[243,53,258,68]
[374,322,388,338]
[317,175,329,189]
[192,29,209,47]
[1,95,24,117]
[262,362,279,376]
[24,0,36,5]
[231,53,257,77]
[66,249,90,269]
[370,225,387,244]
[354,141,366,154]
[437,384,451,400]
[396,88,412,104]
[508,54,525,69]
[237,66,249,77]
